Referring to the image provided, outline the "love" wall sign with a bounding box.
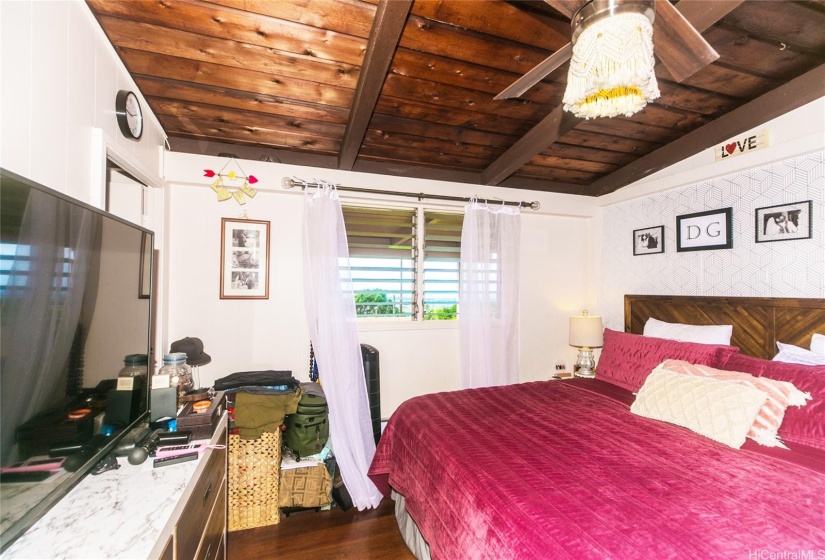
[715,130,770,161]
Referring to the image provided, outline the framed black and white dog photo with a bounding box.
[755,200,812,243]
[633,225,665,256]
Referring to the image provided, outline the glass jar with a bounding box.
[159,353,194,400]
[120,354,149,415]
[119,354,148,377]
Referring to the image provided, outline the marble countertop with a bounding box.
[2,422,223,560]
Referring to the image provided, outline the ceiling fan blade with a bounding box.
[494,43,572,100]
[672,0,745,34]
[654,0,720,83]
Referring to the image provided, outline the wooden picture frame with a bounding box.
[633,225,664,256]
[220,218,270,299]
[676,207,733,252]
[755,200,813,243]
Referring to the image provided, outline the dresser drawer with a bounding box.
[197,478,226,560]
[176,430,227,560]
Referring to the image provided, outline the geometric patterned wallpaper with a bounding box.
[600,150,824,331]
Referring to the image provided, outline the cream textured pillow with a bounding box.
[643,317,733,345]
[631,369,767,448]
[655,359,811,448]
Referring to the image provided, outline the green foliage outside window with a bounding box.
[424,304,457,321]
[354,290,401,316]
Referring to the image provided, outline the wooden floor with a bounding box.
[227,498,417,560]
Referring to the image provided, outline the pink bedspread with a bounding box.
[369,380,825,559]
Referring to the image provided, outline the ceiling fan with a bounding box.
[495,0,744,102]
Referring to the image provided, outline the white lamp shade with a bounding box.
[569,314,604,348]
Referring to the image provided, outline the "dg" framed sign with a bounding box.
[676,208,733,252]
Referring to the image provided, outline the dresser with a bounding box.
[2,414,228,559]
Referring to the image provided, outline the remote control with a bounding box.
[153,443,205,459]
[153,452,199,468]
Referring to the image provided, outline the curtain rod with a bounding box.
[281,177,541,210]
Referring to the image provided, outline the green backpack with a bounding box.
[284,392,329,460]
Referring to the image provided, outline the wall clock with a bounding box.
[115,90,143,140]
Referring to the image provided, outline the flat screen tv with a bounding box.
[0,168,153,551]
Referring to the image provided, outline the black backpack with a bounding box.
[284,388,329,460]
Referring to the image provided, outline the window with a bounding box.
[422,211,462,320]
[343,205,462,321]
[343,207,417,318]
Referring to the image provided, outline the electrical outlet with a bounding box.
[554,360,567,373]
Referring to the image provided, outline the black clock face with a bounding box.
[116,90,143,140]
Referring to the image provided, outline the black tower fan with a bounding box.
[360,344,381,445]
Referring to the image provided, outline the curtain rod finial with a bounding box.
[282,177,297,189]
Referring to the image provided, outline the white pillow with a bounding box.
[773,341,825,366]
[812,333,825,356]
[630,369,767,448]
[643,317,733,345]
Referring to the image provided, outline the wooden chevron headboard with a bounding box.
[624,295,825,360]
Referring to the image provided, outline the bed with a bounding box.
[369,295,825,559]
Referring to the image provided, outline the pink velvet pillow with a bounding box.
[721,353,825,451]
[596,329,739,392]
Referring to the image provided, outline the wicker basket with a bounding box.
[228,431,282,531]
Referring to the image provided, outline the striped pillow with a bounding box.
[655,360,811,448]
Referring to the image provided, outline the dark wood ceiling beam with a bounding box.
[481,105,581,186]
[338,0,412,170]
[590,64,825,196]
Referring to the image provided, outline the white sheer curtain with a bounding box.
[302,183,382,510]
[459,201,521,388]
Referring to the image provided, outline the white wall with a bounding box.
[163,153,596,416]
[0,0,166,206]
[595,98,825,331]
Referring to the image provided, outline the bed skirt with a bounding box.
[392,490,431,560]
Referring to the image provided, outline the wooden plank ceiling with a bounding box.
[87,0,825,196]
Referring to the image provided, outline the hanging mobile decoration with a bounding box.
[204,158,259,205]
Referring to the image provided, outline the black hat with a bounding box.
[169,337,211,366]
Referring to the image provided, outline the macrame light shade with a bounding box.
[563,1,659,119]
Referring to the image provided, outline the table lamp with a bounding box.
[569,310,604,378]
